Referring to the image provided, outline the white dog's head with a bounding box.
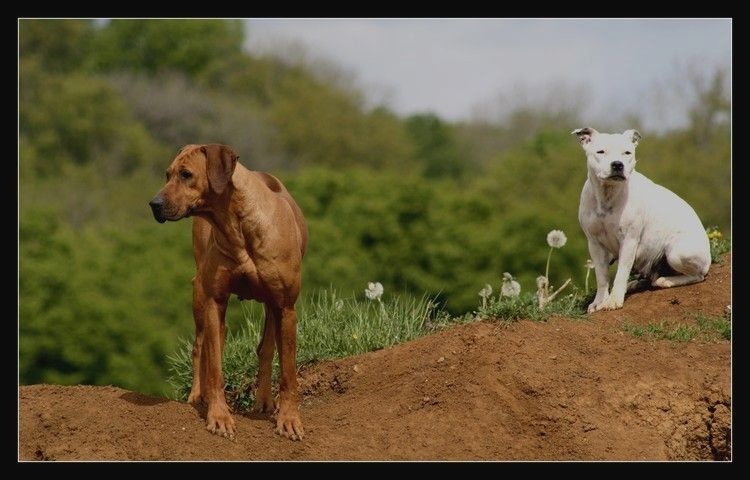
[572,127,641,182]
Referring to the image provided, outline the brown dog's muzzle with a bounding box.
[149,195,167,224]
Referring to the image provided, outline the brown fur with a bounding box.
[149,144,308,440]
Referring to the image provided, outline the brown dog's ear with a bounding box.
[571,127,598,145]
[202,144,239,195]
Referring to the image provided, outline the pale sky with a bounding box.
[244,19,731,130]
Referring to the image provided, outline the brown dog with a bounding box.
[149,144,307,440]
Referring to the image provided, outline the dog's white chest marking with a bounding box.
[583,212,623,255]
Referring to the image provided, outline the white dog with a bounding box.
[574,127,711,312]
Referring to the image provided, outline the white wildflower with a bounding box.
[365,282,384,301]
[585,259,594,269]
[545,230,567,284]
[547,230,567,249]
[334,299,344,311]
[478,284,493,299]
[501,272,521,297]
[537,275,571,309]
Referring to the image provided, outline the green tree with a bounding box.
[269,72,413,170]
[405,113,465,178]
[19,208,205,394]
[20,71,162,179]
[19,19,95,72]
[92,20,244,79]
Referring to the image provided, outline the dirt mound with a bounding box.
[19,256,731,461]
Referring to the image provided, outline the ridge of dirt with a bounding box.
[20,256,731,461]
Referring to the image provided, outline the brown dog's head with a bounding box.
[149,144,239,223]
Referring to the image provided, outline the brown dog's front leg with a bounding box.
[275,306,304,440]
[200,297,236,439]
[188,279,205,404]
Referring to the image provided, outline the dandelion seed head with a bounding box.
[501,274,521,297]
[585,259,594,269]
[547,230,567,249]
[365,281,384,300]
[478,284,493,298]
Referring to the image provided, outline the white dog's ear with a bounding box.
[623,129,641,146]
[571,127,598,145]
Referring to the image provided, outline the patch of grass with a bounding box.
[622,313,731,342]
[477,290,587,323]
[622,321,696,341]
[167,316,264,413]
[167,288,456,411]
[706,226,731,263]
[297,289,447,361]
[696,313,732,341]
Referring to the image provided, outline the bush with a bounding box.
[20,209,198,395]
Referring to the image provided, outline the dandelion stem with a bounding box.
[545,247,553,290]
[377,298,387,319]
[585,268,591,294]
[547,278,572,303]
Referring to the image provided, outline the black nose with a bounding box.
[149,196,166,223]
[149,197,163,209]
[611,161,624,172]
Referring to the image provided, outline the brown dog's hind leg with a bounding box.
[275,306,304,441]
[253,304,277,413]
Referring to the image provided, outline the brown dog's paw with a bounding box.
[206,403,236,440]
[252,392,277,414]
[276,412,304,441]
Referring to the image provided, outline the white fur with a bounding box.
[574,128,711,313]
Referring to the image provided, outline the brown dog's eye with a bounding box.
[624,151,632,155]
[180,170,193,180]
[596,150,605,154]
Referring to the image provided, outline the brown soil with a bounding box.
[19,256,731,461]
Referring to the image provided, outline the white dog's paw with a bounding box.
[652,277,674,288]
[587,302,600,313]
[594,296,623,311]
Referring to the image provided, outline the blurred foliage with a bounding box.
[405,113,465,178]
[19,19,730,395]
[19,19,95,73]
[92,20,244,78]
[20,68,162,179]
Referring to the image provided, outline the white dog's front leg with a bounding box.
[596,236,638,311]
[587,239,611,313]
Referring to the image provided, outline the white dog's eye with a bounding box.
[624,151,632,155]
[596,150,605,154]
